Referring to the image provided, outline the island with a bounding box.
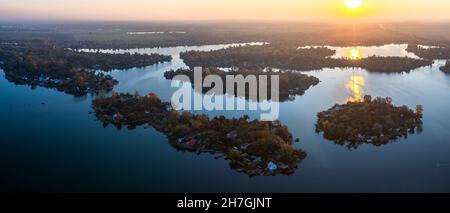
[315,96,423,149]
[0,41,172,96]
[181,44,433,72]
[92,92,306,176]
[164,67,320,101]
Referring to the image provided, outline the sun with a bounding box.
[346,0,362,9]
[348,48,362,60]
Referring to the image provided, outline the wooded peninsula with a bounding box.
[406,44,450,60]
[92,92,306,176]
[164,67,320,102]
[0,41,171,96]
[180,44,433,72]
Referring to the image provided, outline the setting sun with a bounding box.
[346,0,362,9]
[348,48,362,60]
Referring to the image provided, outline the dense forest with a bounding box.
[164,67,320,102]
[92,92,306,176]
[316,96,423,149]
[181,44,433,72]
[0,41,171,96]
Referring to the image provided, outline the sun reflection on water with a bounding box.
[347,48,362,60]
[345,75,365,102]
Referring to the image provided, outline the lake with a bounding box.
[1,44,450,192]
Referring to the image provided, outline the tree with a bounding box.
[416,105,424,119]
[363,95,372,103]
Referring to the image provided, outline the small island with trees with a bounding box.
[315,96,423,149]
[92,92,306,176]
[164,67,320,101]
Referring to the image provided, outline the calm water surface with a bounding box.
[1,44,450,192]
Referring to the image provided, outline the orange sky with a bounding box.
[1,0,450,22]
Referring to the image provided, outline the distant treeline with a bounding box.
[3,22,450,49]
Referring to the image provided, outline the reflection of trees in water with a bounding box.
[316,96,424,149]
[92,92,306,176]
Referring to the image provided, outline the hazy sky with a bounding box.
[1,0,450,22]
